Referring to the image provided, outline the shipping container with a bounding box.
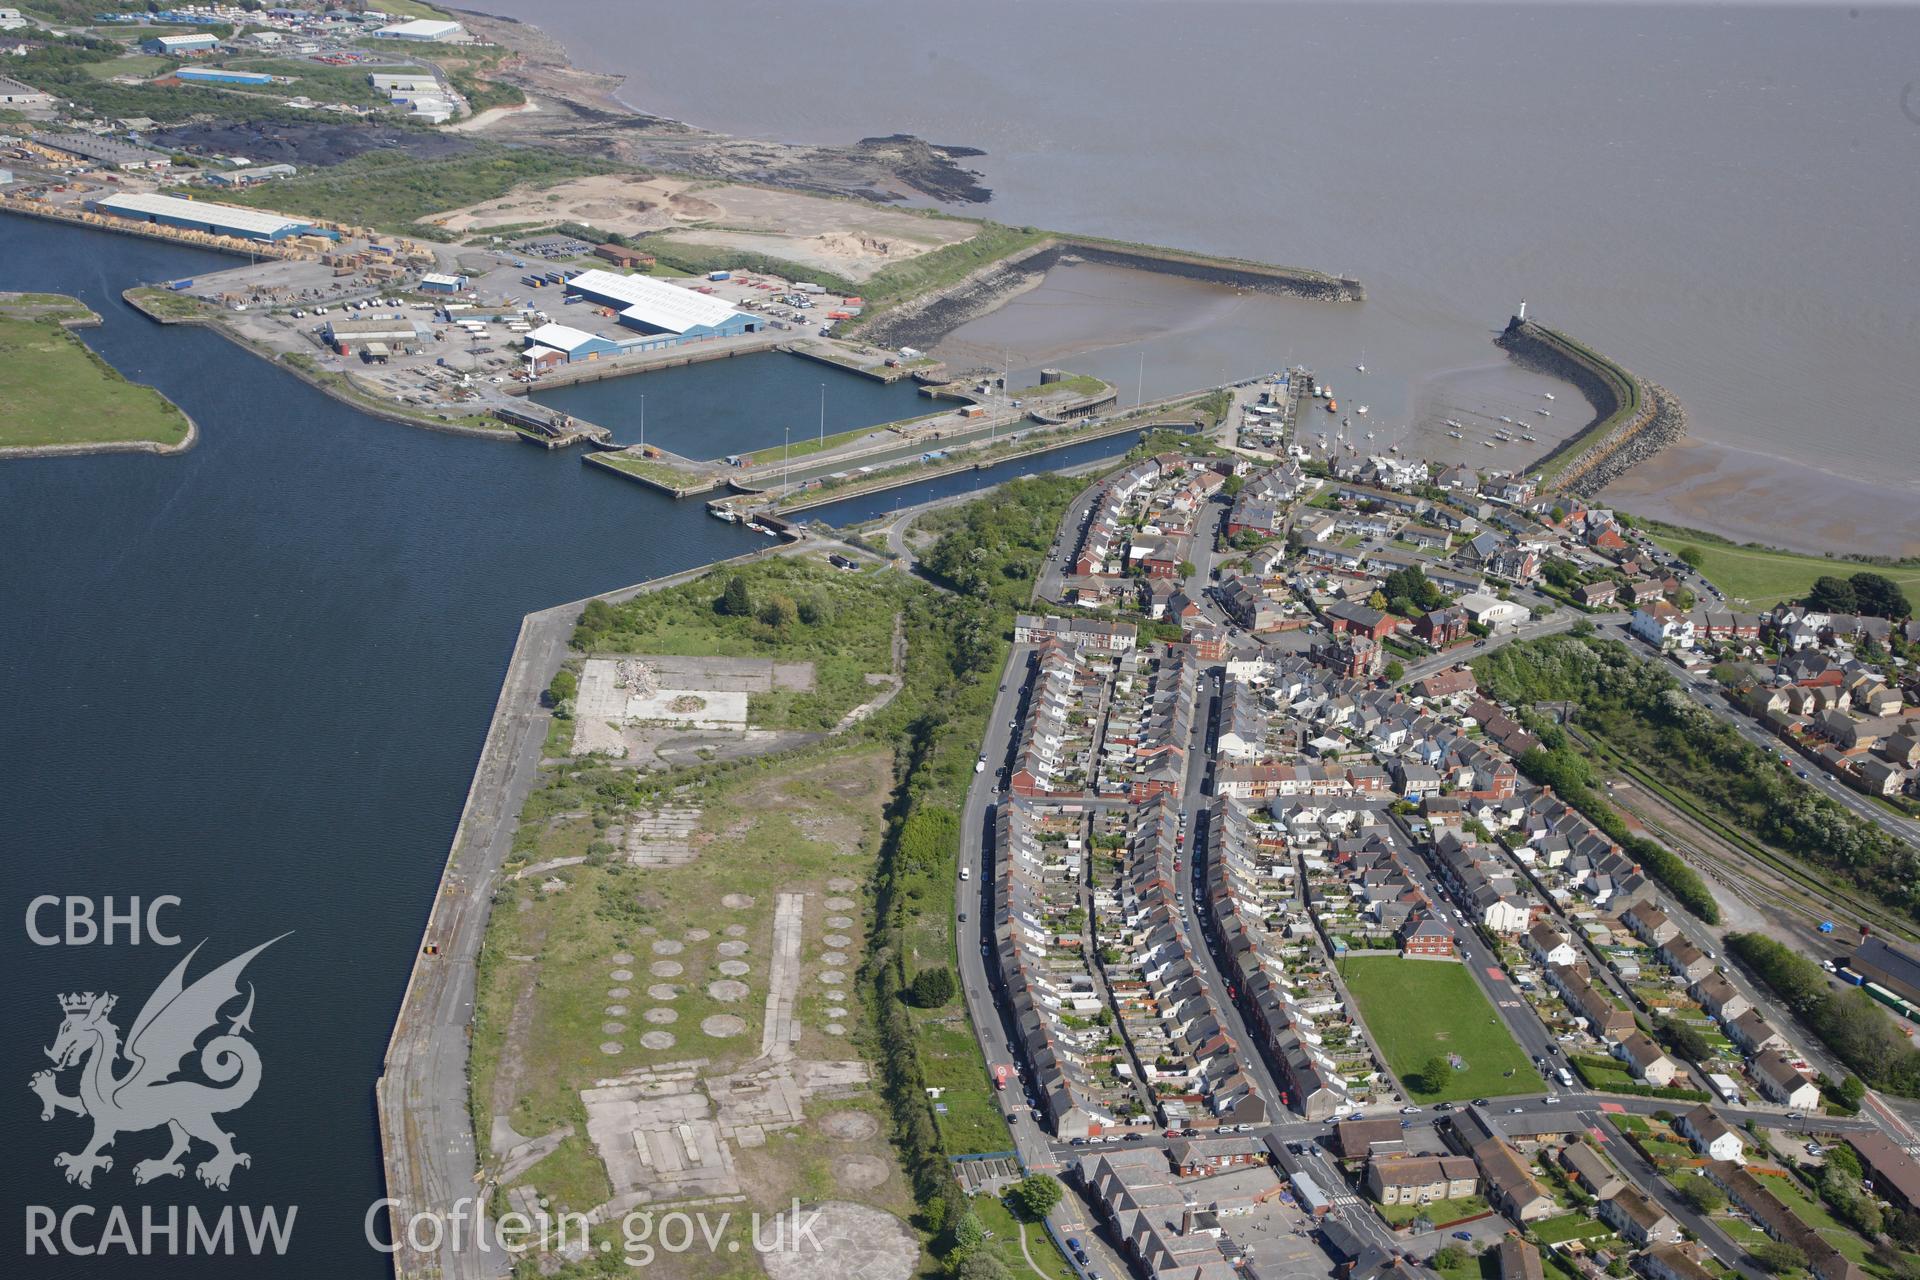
[707,270,731,281]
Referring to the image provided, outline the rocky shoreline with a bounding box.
[449,9,991,204]
[1566,382,1686,498]
[1497,318,1683,498]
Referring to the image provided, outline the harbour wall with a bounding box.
[1498,317,1683,498]
[857,237,1363,351]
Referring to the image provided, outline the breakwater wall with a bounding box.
[1497,318,1683,497]
[858,237,1362,350]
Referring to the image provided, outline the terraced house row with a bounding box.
[1206,796,1371,1119]
[995,798,1137,1137]
[1102,797,1267,1128]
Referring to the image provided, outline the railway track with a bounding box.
[1568,725,1917,946]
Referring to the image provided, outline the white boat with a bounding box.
[1355,404,1369,415]
[1543,392,1556,400]
[1499,415,1514,424]
[1482,440,1497,448]
[1445,418,1462,429]
[1520,432,1537,442]
[1355,363,1367,373]
[1365,430,1376,439]
[1447,429,1463,439]
[1537,408,1552,417]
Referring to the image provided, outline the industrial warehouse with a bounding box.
[87,192,333,243]
[560,268,759,340]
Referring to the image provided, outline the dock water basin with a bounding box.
[529,350,930,456]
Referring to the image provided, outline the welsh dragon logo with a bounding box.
[30,936,284,1191]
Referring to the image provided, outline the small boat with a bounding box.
[1537,408,1552,417]
[1365,430,1376,439]
[1482,440,1497,448]
[1447,429,1463,439]
[1355,363,1367,373]
[709,507,740,523]
[1520,432,1537,442]
[1355,404,1369,415]
[1445,418,1462,429]
[1326,399,1338,412]
[1543,392,1556,400]
[1499,416,1514,424]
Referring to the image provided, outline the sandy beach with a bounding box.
[1600,438,1920,559]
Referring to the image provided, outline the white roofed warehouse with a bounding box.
[521,323,621,364]
[372,19,468,42]
[563,269,758,343]
[88,192,333,243]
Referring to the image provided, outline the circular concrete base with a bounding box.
[651,939,684,955]
[708,980,750,1002]
[826,916,854,930]
[650,960,683,977]
[823,934,851,949]
[606,1004,629,1016]
[644,1007,677,1024]
[640,1031,676,1051]
[684,928,711,942]
[717,960,750,977]
[820,971,846,985]
[647,983,680,1000]
[724,924,748,938]
[717,940,750,957]
[599,1041,623,1055]
[819,1110,879,1141]
[609,968,634,982]
[822,952,848,967]
[721,893,755,909]
[701,1014,747,1038]
[602,1021,626,1034]
[835,1154,892,1190]
[610,952,635,965]
[824,897,855,912]
[607,986,631,999]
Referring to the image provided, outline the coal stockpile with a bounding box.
[150,122,479,169]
